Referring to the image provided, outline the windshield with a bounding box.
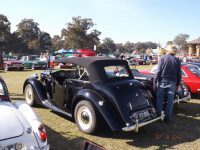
[187,66,200,77]
[104,65,130,79]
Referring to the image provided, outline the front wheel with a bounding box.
[74,100,98,134]
[24,84,35,106]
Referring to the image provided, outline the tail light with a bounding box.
[38,124,47,142]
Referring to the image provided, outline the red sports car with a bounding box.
[76,49,96,57]
[181,65,200,94]
[139,65,200,94]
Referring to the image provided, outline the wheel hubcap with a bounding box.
[81,111,90,124]
[77,106,92,130]
[26,86,32,104]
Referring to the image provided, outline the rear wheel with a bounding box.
[24,84,35,106]
[74,100,98,134]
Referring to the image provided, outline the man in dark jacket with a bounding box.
[154,45,181,122]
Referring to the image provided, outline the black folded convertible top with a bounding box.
[54,56,122,67]
[54,56,133,83]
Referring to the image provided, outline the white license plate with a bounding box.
[137,110,150,120]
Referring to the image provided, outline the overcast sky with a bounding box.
[1,0,200,46]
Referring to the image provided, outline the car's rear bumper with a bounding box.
[122,111,165,132]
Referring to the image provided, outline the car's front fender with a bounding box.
[73,89,122,131]
[23,78,47,105]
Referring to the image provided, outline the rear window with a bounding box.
[104,65,130,79]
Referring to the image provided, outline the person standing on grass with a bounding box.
[153,45,181,122]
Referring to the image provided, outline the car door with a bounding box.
[50,70,68,111]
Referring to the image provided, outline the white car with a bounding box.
[0,76,49,150]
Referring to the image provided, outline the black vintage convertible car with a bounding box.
[23,57,164,134]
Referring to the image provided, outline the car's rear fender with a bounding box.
[23,78,47,105]
[13,101,48,147]
[72,89,122,131]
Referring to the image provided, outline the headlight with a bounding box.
[30,73,39,79]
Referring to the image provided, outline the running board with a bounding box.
[42,99,72,117]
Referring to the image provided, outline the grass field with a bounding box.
[1,66,200,150]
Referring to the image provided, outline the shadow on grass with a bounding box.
[44,124,87,150]
[5,69,35,72]
[191,93,200,99]
[96,102,200,149]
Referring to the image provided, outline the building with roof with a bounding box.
[187,37,200,57]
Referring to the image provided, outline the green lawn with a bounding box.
[1,67,200,150]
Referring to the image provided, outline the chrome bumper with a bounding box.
[174,93,191,104]
[122,111,165,132]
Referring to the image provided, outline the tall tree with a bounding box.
[51,35,63,50]
[166,41,173,46]
[0,14,11,52]
[9,32,27,54]
[16,19,41,43]
[16,19,41,53]
[61,16,101,49]
[173,33,189,50]
[98,37,116,54]
[115,43,125,53]
[39,31,52,51]
[124,41,135,53]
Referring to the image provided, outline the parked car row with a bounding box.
[1,55,47,71]
[0,57,196,148]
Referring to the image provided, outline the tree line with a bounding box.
[0,14,189,55]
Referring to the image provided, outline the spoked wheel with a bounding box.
[74,100,98,134]
[24,84,35,106]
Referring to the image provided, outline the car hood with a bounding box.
[0,101,24,141]
[102,79,150,123]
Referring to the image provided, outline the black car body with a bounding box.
[126,69,191,105]
[23,57,164,134]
